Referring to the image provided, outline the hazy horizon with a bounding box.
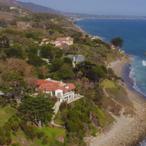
[18,0,146,17]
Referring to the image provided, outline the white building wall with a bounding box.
[45,89,75,103]
[55,89,63,98]
[62,91,75,102]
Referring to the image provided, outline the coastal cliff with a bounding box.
[0,1,146,146]
[87,57,146,146]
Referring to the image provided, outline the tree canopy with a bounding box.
[111,37,123,48]
[18,94,54,127]
[0,58,36,102]
[40,45,63,61]
[75,61,107,82]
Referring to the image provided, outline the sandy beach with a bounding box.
[87,56,146,146]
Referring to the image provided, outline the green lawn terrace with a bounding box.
[11,127,65,146]
[0,106,16,127]
[0,99,65,146]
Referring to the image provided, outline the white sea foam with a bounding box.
[142,60,146,66]
[129,65,146,97]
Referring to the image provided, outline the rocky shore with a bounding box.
[87,56,146,146]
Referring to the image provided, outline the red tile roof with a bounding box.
[36,79,75,93]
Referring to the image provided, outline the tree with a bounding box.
[5,46,24,58]
[111,37,123,48]
[18,95,54,127]
[26,44,39,57]
[0,36,9,48]
[28,55,46,67]
[1,70,26,100]
[53,64,74,80]
[63,99,92,141]
[0,127,11,145]
[40,45,63,61]
[37,66,49,79]
[50,58,64,72]
[63,57,72,65]
[75,61,107,82]
[40,45,53,59]
[0,58,36,102]
[25,31,41,40]
[89,65,107,81]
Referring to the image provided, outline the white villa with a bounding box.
[35,78,78,103]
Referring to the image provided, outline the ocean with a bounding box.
[76,19,146,146]
[76,19,146,97]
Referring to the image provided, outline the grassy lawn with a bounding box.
[37,126,65,140]
[32,138,64,146]
[0,105,65,146]
[30,127,65,146]
[12,130,33,146]
[0,106,16,127]
[95,107,107,126]
[12,127,65,146]
[101,79,117,89]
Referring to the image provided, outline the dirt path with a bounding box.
[51,101,63,128]
[87,57,146,146]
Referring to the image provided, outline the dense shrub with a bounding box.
[42,136,49,145]
[5,46,24,59]
[5,115,21,133]
[18,95,54,127]
[111,37,123,48]
[63,99,91,140]
[11,143,21,146]
[0,36,9,48]
[75,61,107,82]
[40,45,63,60]
[20,124,37,140]
[53,64,74,80]
[28,55,46,67]
[0,127,11,145]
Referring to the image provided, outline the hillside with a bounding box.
[0,0,16,6]
[17,1,59,14]
[0,1,131,146]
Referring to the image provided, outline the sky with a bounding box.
[19,0,146,16]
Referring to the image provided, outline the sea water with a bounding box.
[76,19,146,145]
[76,19,146,97]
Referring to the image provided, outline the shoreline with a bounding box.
[118,56,146,146]
[88,56,146,146]
[74,21,104,41]
[73,17,146,23]
[74,20,146,146]
[122,57,146,99]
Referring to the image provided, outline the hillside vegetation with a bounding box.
[0,2,127,146]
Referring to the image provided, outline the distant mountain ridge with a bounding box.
[0,0,17,6]
[17,1,59,14]
[1,0,145,20]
